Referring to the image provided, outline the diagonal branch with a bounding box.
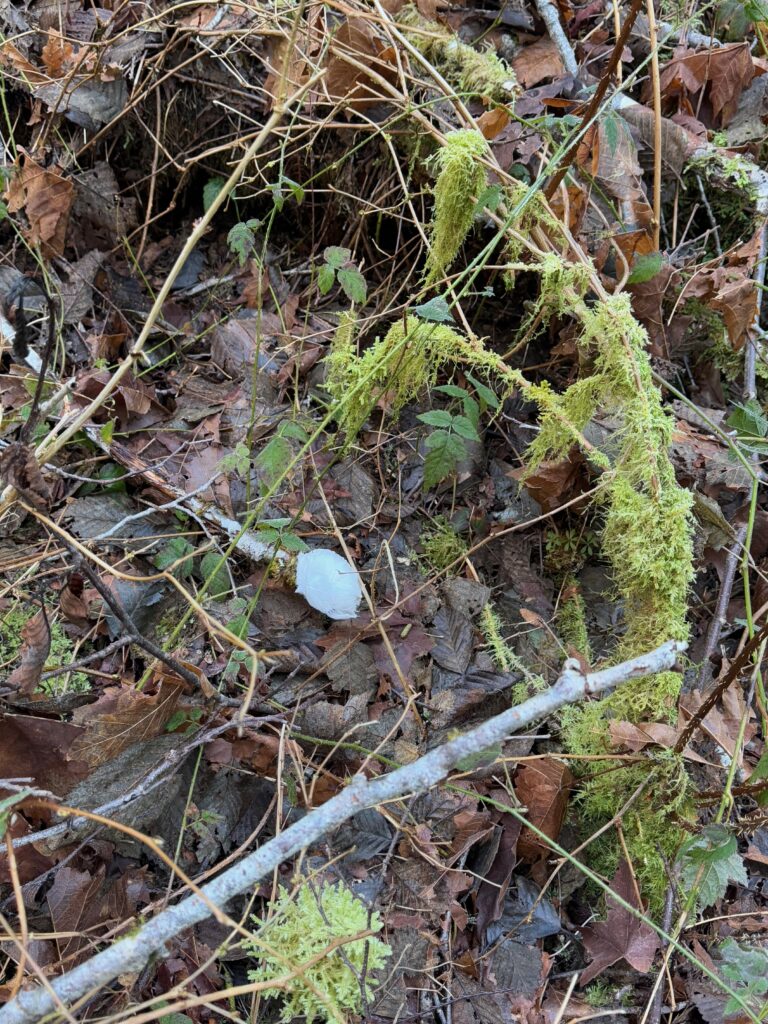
[0,640,684,1024]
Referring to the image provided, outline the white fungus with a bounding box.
[295,548,363,619]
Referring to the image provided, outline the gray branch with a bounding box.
[0,639,684,1024]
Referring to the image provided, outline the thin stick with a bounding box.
[645,0,662,250]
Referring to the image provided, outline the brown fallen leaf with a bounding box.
[512,38,564,88]
[515,757,573,860]
[5,152,74,257]
[581,859,659,984]
[8,608,51,695]
[0,442,53,509]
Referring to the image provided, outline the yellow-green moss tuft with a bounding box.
[425,129,489,285]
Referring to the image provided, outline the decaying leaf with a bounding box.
[515,757,573,860]
[8,609,51,695]
[5,152,74,257]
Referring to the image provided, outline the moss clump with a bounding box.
[245,882,390,1024]
[421,516,468,570]
[556,579,591,660]
[0,606,90,695]
[399,4,518,102]
[424,129,489,285]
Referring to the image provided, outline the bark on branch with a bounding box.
[0,640,684,1024]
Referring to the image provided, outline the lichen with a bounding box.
[245,882,390,1024]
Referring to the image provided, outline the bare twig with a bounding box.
[0,640,684,1024]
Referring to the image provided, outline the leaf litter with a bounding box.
[0,0,767,1019]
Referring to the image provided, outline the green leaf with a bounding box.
[258,517,292,530]
[337,268,367,305]
[99,419,115,445]
[602,111,621,156]
[466,372,500,410]
[317,263,336,295]
[202,176,226,212]
[323,246,351,269]
[627,251,664,285]
[744,0,768,21]
[418,409,454,428]
[727,399,768,441]
[280,532,310,552]
[460,393,480,428]
[0,200,8,221]
[434,384,467,400]
[678,824,747,910]
[0,790,32,834]
[154,536,196,580]
[227,221,258,267]
[718,938,768,1015]
[253,434,292,489]
[423,432,467,488]
[229,614,250,640]
[451,414,480,440]
[456,744,503,771]
[412,296,453,323]
[280,420,309,442]
[748,747,768,807]
[200,551,231,598]
[474,184,502,214]
[281,175,305,204]
[219,441,251,477]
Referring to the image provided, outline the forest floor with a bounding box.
[1,0,768,1021]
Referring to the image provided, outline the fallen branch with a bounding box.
[0,639,684,1024]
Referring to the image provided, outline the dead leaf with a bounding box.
[59,574,90,625]
[476,107,510,140]
[41,30,75,78]
[515,758,573,859]
[581,859,660,984]
[655,43,755,126]
[8,609,51,695]
[5,152,74,257]
[0,442,52,509]
[325,18,394,111]
[512,38,565,88]
[68,681,183,767]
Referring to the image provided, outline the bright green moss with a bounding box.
[556,581,591,660]
[245,882,390,1024]
[425,129,489,285]
[421,515,468,571]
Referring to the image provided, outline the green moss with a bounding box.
[399,5,518,103]
[421,516,468,571]
[244,882,390,1024]
[0,606,90,695]
[556,580,591,660]
[424,129,489,285]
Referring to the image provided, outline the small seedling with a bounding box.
[316,247,367,304]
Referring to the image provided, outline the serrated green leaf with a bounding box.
[337,268,367,305]
[727,399,768,440]
[203,176,226,212]
[229,614,250,640]
[460,393,480,428]
[227,222,258,267]
[419,409,454,428]
[423,431,467,488]
[323,246,351,269]
[434,384,467,400]
[602,111,620,156]
[154,536,196,580]
[627,251,664,284]
[451,414,480,440]
[745,0,768,21]
[219,441,251,477]
[280,420,309,441]
[317,263,336,295]
[258,517,292,529]
[412,296,453,323]
[474,184,502,214]
[678,825,747,910]
[200,551,231,598]
[280,532,310,552]
[718,938,768,1015]
[466,372,501,410]
[254,435,292,488]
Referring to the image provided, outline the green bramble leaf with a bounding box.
[474,184,502,215]
[317,263,336,295]
[202,176,226,212]
[280,532,309,552]
[678,824,747,910]
[727,399,768,447]
[451,414,480,441]
[200,551,231,598]
[460,393,480,427]
[412,296,453,322]
[219,441,251,477]
[423,430,467,488]
[154,536,196,580]
[466,372,500,410]
[337,267,367,304]
[434,384,467,400]
[258,518,292,530]
[744,0,768,21]
[418,409,454,428]
[323,246,351,270]
[627,251,664,285]
[718,938,768,1016]
[227,220,261,267]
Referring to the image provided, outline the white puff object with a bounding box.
[295,549,363,619]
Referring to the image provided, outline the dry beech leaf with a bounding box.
[41,30,75,78]
[477,107,510,140]
[8,609,51,695]
[5,152,74,257]
[512,38,564,88]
